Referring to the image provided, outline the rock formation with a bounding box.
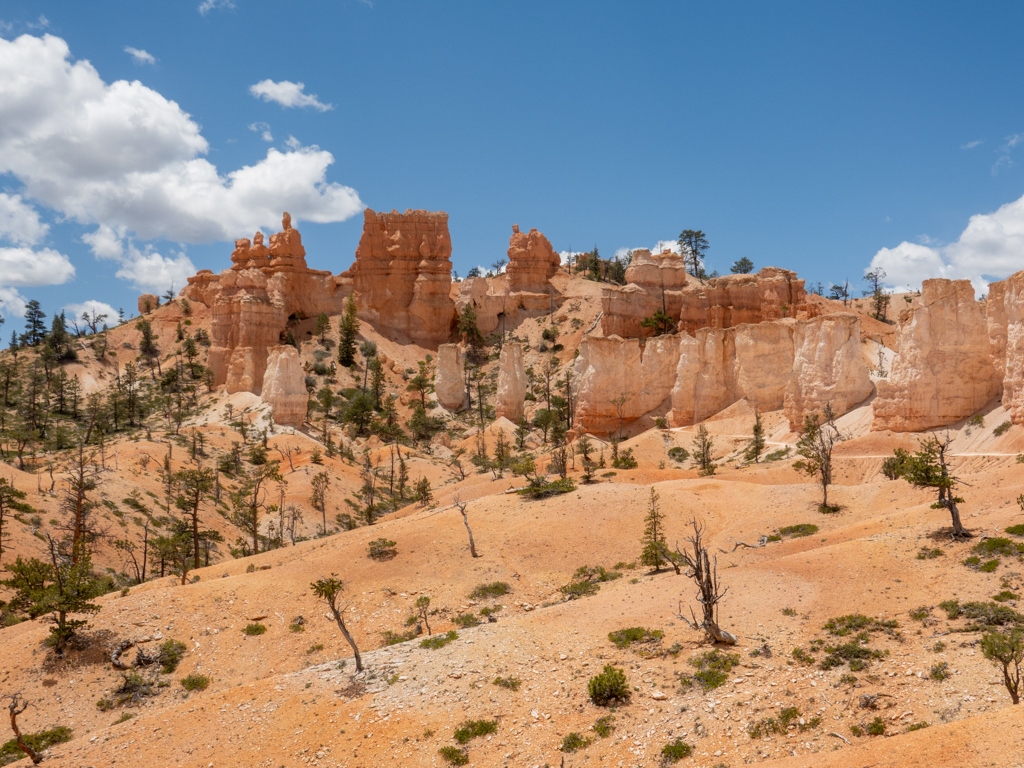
[784,314,873,429]
[344,208,455,347]
[435,344,467,411]
[184,213,350,394]
[979,271,1024,425]
[572,314,872,434]
[495,342,528,423]
[137,293,158,314]
[602,264,817,338]
[261,345,307,427]
[505,224,560,293]
[872,279,1000,432]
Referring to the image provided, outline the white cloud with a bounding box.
[0,34,362,247]
[557,250,585,266]
[0,246,75,286]
[961,140,983,149]
[64,299,117,324]
[649,239,682,255]
[248,121,272,142]
[1005,133,1024,151]
[249,79,333,111]
[0,192,48,245]
[124,47,155,65]
[115,243,196,293]
[198,0,234,16]
[0,287,27,317]
[868,191,1024,294]
[82,223,126,260]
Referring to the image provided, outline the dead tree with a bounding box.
[675,520,737,645]
[6,694,42,764]
[452,493,480,558]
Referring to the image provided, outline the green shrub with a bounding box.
[0,726,72,765]
[608,627,664,649]
[667,447,689,462]
[681,649,740,691]
[159,639,187,673]
[181,673,209,691]
[453,719,498,744]
[420,630,458,650]
[114,713,133,724]
[820,639,882,670]
[765,447,790,461]
[917,547,944,560]
[493,676,521,691]
[588,664,631,706]
[560,732,591,752]
[993,590,1019,602]
[437,746,469,766]
[929,662,950,680]
[909,606,930,621]
[1005,524,1024,536]
[782,607,797,616]
[779,523,819,538]
[661,738,693,761]
[469,581,510,599]
[967,414,984,429]
[823,614,899,637]
[994,421,1012,436]
[980,559,1001,572]
[748,706,801,738]
[866,716,886,736]
[381,629,418,646]
[306,643,325,655]
[367,538,398,561]
[454,613,481,628]
[517,477,576,498]
[905,721,931,732]
[939,600,1024,627]
[974,537,1024,557]
[242,623,267,636]
[593,715,615,738]
[791,647,815,665]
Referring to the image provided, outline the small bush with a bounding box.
[159,639,187,673]
[791,647,815,665]
[560,732,591,752]
[0,726,73,764]
[905,721,931,732]
[421,630,458,650]
[1005,524,1024,536]
[748,706,801,738]
[608,627,664,649]
[454,613,481,629]
[453,719,498,745]
[820,639,882,670]
[588,664,631,706]
[980,559,1001,572]
[823,614,899,637]
[667,446,689,462]
[974,537,1024,557]
[967,414,985,429]
[929,662,950,680]
[381,629,419,646]
[114,712,133,724]
[779,523,819,538]
[993,590,1019,602]
[367,538,398,561]
[782,607,797,616]
[994,421,1012,436]
[593,715,615,738]
[917,547,944,560]
[909,606,930,621]
[438,746,469,766]
[940,600,1024,628]
[866,716,886,736]
[181,673,209,691]
[470,581,510,599]
[682,649,740,691]
[661,738,693,761]
[765,447,790,461]
[306,643,325,655]
[493,676,521,691]
[243,623,267,636]
[517,477,576,498]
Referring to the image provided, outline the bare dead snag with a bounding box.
[453,494,480,558]
[7,694,42,764]
[111,639,135,670]
[719,536,769,553]
[674,519,737,645]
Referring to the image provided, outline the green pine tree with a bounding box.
[338,295,359,367]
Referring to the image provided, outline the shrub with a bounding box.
[782,607,797,616]
[381,629,419,646]
[981,628,1024,703]
[680,649,740,691]
[939,600,1024,628]
[791,647,815,665]
[917,547,944,560]
[820,639,881,670]
[667,446,689,462]
[453,719,498,744]
[967,414,984,429]
[593,716,614,741]
[469,581,510,599]
[367,538,398,561]
[608,627,664,649]
[454,613,481,628]
[420,631,458,650]
[748,706,801,738]
[779,524,819,538]
[588,664,631,706]
[866,716,886,736]
[994,421,1012,436]
[438,746,469,766]
[306,643,325,655]
[905,721,931,732]
[612,448,638,470]
[243,623,267,636]
[493,676,521,691]
[765,447,790,461]
[560,732,591,752]
[993,590,1019,602]
[661,738,693,761]
[181,673,209,691]
[929,662,950,680]
[1006,524,1024,536]
[909,606,930,621]
[158,639,187,673]
[560,565,621,600]
[973,537,1024,557]
[0,726,73,765]
[517,477,576,498]
[823,614,899,637]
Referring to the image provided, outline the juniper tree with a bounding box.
[982,629,1023,704]
[743,408,766,463]
[886,434,971,538]
[415,595,432,635]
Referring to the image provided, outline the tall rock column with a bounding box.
[495,342,528,423]
[435,344,467,411]
[261,345,308,427]
[872,279,1000,431]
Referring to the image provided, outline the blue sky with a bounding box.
[2,1,1023,335]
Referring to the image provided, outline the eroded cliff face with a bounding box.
[602,264,817,339]
[985,272,1024,424]
[435,344,467,411]
[185,213,350,397]
[260,345,307,427]
[495,342,528,423]
[872,279,1000,432]
[573,313,872,434]
[346,208,455,347]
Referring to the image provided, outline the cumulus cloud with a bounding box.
[115,243,196,293]
[0,192,48,245]
[124,47,155,65]
[248,121,272,142]
[0,34,362,246]
[198,0,234,15]
[249,79,333,111]
[64,299,118,325]
[0,245,76,317]
[82,223,126,260]
[868,191,1024,294]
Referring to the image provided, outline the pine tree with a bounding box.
[744,408,766,463]
[338,294,359,367]
[639,487,674,572]
[693,423,716,476]
[315,312,331,343]
[23,300,47,346]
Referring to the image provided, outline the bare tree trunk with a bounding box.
[7,696,42,764]
[460,509,479,558]
[328,604,363,672]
